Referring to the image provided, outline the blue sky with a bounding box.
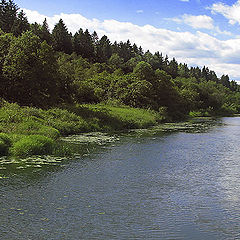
[14,0,240,81]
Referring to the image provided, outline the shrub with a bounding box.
[0,133,12,156]
[11,135,54,157]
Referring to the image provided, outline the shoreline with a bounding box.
[0,102,228,158]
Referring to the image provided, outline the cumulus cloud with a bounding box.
[169,14,232,36]
[209,0,240,25]
[180,0,190,2]
[172,14,214,29]
[136,10,144,13]
[22,8,240,80]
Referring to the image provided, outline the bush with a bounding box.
[10,135,54,157]
[0,133,12,156]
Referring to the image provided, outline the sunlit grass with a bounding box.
[0,102,162,157]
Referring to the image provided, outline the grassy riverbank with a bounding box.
[0,102,162,157]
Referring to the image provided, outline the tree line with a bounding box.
[0,0,240,119]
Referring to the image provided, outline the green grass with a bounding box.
[66,104,162,131]
[0,102,162,157]
[10,135,54,157]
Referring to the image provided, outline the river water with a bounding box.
[1,117,240,239]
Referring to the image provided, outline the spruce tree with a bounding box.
[41,18,52,44]
[11,10,29,36]
[0,0,19,32]
[52,19,72,54]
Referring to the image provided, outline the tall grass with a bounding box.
[0,102,162,156]
[10,135,54,157]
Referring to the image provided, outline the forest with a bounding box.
[0,0,240,156]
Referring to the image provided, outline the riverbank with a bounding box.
[0,102,163,157]
[0,101,230,158]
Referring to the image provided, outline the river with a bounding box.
[1,117,240,239]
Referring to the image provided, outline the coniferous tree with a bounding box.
[11,10,29,36]
[41,18,52,44]
[178,63,189,78]
[220,75,230,88]
[91,31,98,43]
[82,29,94,59]
[96,35,112,62]
[151,52,164,70]
[132,43,139,56]
[0,0,18,32]
[168,58,178,78]
[52,19,72,54]
[73,28,94,59]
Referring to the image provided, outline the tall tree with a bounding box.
[30,19,52,44]
[52,19,72,54]
[0,0,18,32]
[73,28,94,59]
[168,58,178,78]
[2,31,59,106]
[96,35,112,62]
[220,75,230,88]
[41,18,52,44]
[11,10,29,36]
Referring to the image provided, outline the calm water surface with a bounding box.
[1,117,240,239]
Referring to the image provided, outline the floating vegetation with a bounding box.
[61,132,119,145]
[131,118,222,136]
[0,155,69,174]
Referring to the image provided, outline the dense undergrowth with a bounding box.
[0,101,162,157]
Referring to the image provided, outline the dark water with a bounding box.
[1,117,240,239]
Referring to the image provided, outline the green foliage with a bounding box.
[70,104,161,130]
[0,0,19,33]
[73,28,94,59]
[189,111,206,118]
[11,10,29,36]
[52,142,73,157]
[15,120,60,139]
[30,19,52,44]
[0,0,240,129]
[52,19,72,54]
[95,35,112,62]
[2,31,59,107]
[133,61,154,81]
[10,135,54,157]
[0,132,11,155]
[102,105,160,129]
[108,53,124,69]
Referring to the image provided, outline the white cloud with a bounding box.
[170,14,232,36]
[209,0,240,25]
[22,8,240,80]
[180,0,190,2]
[136,10,143,13]
[214,26,232,36]
[172,14,214,29]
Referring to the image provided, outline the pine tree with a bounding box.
[73,29,95,60]
[52,19,72,54]
[220,75,230,88]
[168,58,178,78]
[96,35,112,62]
[11,10,29,36]
[0,0,19,32]
[41,18,52,44]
